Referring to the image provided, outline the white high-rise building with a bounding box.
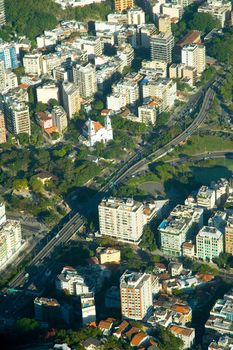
[0,219,22,268]
[51,106,68,133]
[197,185,216,210]
[73,63,97,98]
[0,0,6,26]
[0,202,6,226]
[181,44,206,75]
[56,267,90,295]
[62,82,80,119]
[0,59,5,90]
[36,82,59,104]
[81,293,96,326]
[98,197,145,244]
[4,100,31,136]
[150,32,174,63]
[127,7,145,25]
[159,204,203,256]
[120,270,153,320]
[23,53,42,76]
[196,226,224,262]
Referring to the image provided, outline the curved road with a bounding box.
[167,151,233,166]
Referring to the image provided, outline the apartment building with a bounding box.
[23,53,42,76]
[36,82,59,104]
[169,63,197,86]
[112,74,141,107]
[0,0,6,26]
[142,77,177,111]
[205,289,233,336]
[0,219,22,268]
[56,266,90,295]
[4,100,31,136]
[115,0,134,12]
[62,82,80,119]
[120,270,153,320]
[198,0,231,28]
[162,4,184,21]
[196,226,224,261]
[158,15,172,34]
[150,32,175,63]
[107,93,126,112]
[181,44,206,75]
[141,60,168,78]
[34,297,61,322]
[73,63,97,98]
[197,185,216,210]
[5,70,18,91]
[98,247,121,265]
[0,202,6,226]
[81,293,96,326]
[0,59,5,90]
[159,204,203,256]
[41,53,62,75]
[138,96,162,125]
[51,106,68,133]
[225,215,233,254]
[98,197,145,244]
[0,42,18,69]
[0,113,6,144]
[77,36,102,59]
[127,7,145,25]
[53,66,68,82]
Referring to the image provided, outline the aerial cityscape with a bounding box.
[0,0,233,349]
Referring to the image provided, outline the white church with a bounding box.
[82,116,113,147]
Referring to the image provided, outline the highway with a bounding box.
[0,73,223,319]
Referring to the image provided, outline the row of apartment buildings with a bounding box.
[0,203,23,269]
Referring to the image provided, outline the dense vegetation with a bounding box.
[0,144,101,226]
[4,0,114,40]
[5,0,60,39]
[207,28,233,64]
[172,3,221,41]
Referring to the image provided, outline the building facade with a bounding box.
[120,270,153,320]
[98,197,145,244]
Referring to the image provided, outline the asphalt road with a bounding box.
[0,73,224,320]
[167,151,233,166]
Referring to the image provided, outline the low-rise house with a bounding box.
[170,325,195,349]
[113,320,130,339]
[130,333,150,348]
[83,337,102,350]
[168,262,183,277]
[98,318,114,336]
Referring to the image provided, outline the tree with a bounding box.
[17,133,29,145]
[92,100,104,111]
[35,102,47,113]
[16,318,39,334]
[190,12,221,33]
[53,147,67,158]
[29,177,43,193]
[13,178,28,191]
[213,252,233,269]
[49,98,59,107]
[157,326,184,350]
[140,224,157,251]
[5,0,59,39]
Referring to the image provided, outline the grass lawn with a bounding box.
[165,135,233,160]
